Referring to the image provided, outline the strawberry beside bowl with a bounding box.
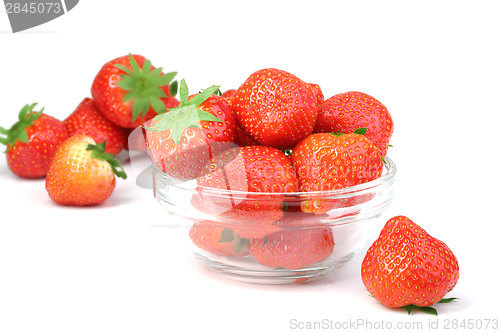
[150,153,397,285]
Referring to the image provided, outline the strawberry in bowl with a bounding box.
[151,143,396,284]
[232,68,319,150]
[146,68,397,284]
[145,79,235,180]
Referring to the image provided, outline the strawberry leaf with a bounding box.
[354,127,368,135]
[158,72,177,87]
[187,85,221,107]
[132,97,150,121]
[170,80,178,97]
[0,103,44,152]
[113,54,176,121]
[86,141,127,179]
[403,304,416,315]
[219,228,235,244]
[196,109,223,122]
[179,79,189,106]
[402,298,458,316]
[332,127,368,137]
[262,235,268,247]
[144,80,223,144]
[142,59,152,74]
[237,238,250,255]
[114,64,133,76]
[415,306,438,316]
[150,96,167,115]
[438,297,459,303]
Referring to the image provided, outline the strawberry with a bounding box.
[232,68,318,150]
[91,54,179,129]
[290,129,383,214]
[63,98,127,155]
[222,88,259,147]
[45,135,127,206]
[0,103,69,178]
[309,83,324,110]
[123,127,148,152]
[145,79,235,180]
[189,222,249,257]
[221,89,236,105]
[193,146,298,238]
[233,124,259,147]
[314,91,393,156]
[249,213,335,269]
[361,216,459,315]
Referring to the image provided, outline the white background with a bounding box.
[1,1,499,332]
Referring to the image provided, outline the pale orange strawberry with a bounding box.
[45,135,127,206]
[249,213,335,269]
[189,222,249,257]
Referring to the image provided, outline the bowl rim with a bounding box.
[153,156,397,198]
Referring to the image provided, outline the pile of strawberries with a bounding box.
[0,54,459,315]
[0,54,179,205]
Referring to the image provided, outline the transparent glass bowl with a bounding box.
[151,155,397,285]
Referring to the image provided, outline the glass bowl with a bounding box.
[150,151,397,285]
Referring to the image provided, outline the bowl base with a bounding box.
[193,252,355,285]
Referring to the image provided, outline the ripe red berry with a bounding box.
[64,98,127,155]
[314,91,393,156]
[193,145,298,238]
[232,68,318,150]
[291,130,383,214]
[91,54,179,128]
[145,80,235,180]
[361,216,459,314]
[0,103,68,178]
[249,218,335,269]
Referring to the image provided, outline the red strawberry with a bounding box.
[222,88,258,147]
[193,145,298,238]
[309,83,324,110]
[361,216,459,315]
[189,222,250,257]
[221,89,236,105]
[232,68,318,150]
[45,135,127,206]
[314,91,393,156]
[233,124,259,147]
[91,54,179,128]
[64,98,127,155]
[0,103,69,178]
[123,127,148,153]
[290,129,383,214]
[145,80,235,180]
[249,214,335,269]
